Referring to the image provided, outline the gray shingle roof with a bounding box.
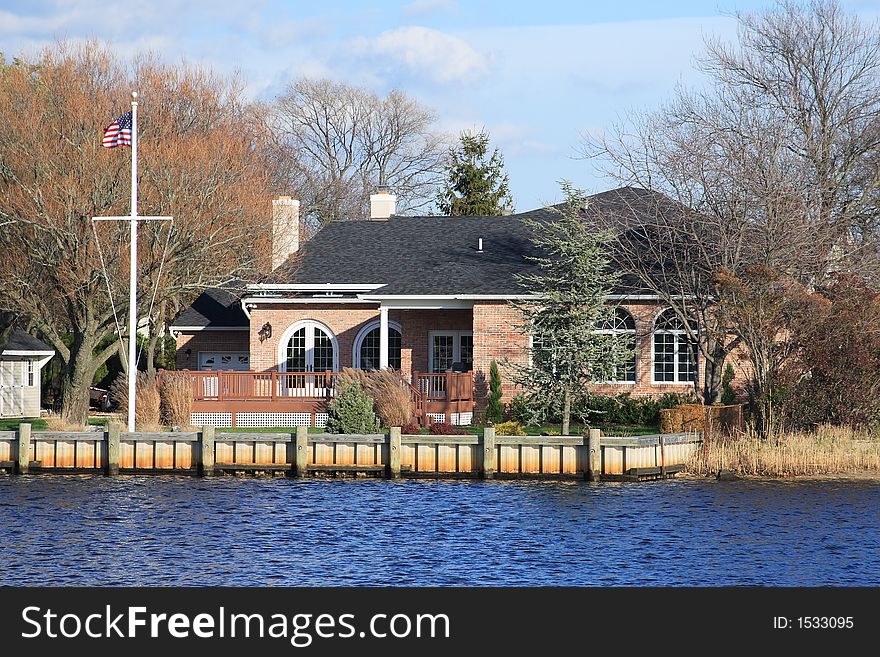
[177,187,674,326]
[171,287,248,329]
[270,186,669,296]
[2,329,54,354]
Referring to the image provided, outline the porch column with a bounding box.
[379,306,390,370]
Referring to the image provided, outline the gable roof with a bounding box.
[2,329,54,355]
[170,287,248,330]
[269,186,669,296]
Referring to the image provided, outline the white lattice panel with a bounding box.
[426,413,446,424]
[237,413,313,428]
[450,412,473,426]
[191,413,232,427]
[314,413,328,427]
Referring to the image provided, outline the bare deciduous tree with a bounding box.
[582,0,880,406]
[272,78,448,225]
[0,42,277,424]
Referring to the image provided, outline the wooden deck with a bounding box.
[182,370,475,428]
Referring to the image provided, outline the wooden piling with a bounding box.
[106,423,120,476]
[659,434,666,478]
[294,426,308,477]
[17,423,31,475]
[388,427,401,479]
[199,425,215,477]
[481,427,496,479]
[587,428,601,482]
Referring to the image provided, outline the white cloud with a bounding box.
[402,0,457,18]
[353,26,488,83]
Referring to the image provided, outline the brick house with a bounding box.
[171,187,706,428]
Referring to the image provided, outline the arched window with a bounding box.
[652,309,697,383]
[596,308,637,383]
[279,320,338,372]
[354,322,402,370]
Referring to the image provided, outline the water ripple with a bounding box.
[0,475,878,586]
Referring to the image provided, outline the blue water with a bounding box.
[0,475,877,586]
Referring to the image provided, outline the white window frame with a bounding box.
[428,330,473,373]
[595,308,638,384]
[278,319,339,373]
[26,360,35,387]
[651,310,698,385]
[353,320,403,370]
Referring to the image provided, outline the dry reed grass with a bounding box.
[43,413,86,432]
[687,424,880,477]
[337,368,415,427]
[159,370,193,428]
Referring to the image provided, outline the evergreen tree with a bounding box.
[486,360,504,423]
[436,130,513,216]
[509,182,633,435]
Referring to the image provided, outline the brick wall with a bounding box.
[174,331,250,370]
[248,304,474,376]
[471,301,710,409]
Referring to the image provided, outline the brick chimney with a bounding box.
[369,188,396,220]
[272,196,300,270]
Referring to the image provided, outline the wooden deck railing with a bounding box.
[190,370,339,401]
[176,370,474,427]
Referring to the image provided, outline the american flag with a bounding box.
[102,112,132,148]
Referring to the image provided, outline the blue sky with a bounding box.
[2,1,879,210]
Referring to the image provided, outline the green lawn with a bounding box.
[0,417,48,431]
[0,418,659,436]
[0,417,109,431]
[217,423,659,436]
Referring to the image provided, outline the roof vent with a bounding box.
[477,237,483,253]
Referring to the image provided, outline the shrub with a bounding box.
[485,360,504,423]
[401,421,422,434]
[493,421,524,436]
[325,382,381,434]
[508,393,536,425]
[337,368,415,427]
[720,363,737,405]
[428,422,468,435]
[159,370,192,428]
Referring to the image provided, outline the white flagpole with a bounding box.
[127,91,139,432]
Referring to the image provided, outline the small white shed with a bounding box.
[0,330,54,419]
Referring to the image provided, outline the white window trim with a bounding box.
[651,312,698,385]
[353,320,403,369]
[278,319,339,372]
[428,330,473,373]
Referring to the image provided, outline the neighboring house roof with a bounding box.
[1,329,55,356]
[170,287,249,330]
[269,186,667,296]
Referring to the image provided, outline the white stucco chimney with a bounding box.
[370,189,396,220]
[271,196,300,270]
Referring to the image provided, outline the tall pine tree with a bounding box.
[436,130,513,216]
[509,182,633,435]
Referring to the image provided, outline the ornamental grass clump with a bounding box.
[159,370,193,428]
[325,381,381,434]
[110,371,160,430]
[337,367,415,427]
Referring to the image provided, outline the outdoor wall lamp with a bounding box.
[259,322,272,342]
